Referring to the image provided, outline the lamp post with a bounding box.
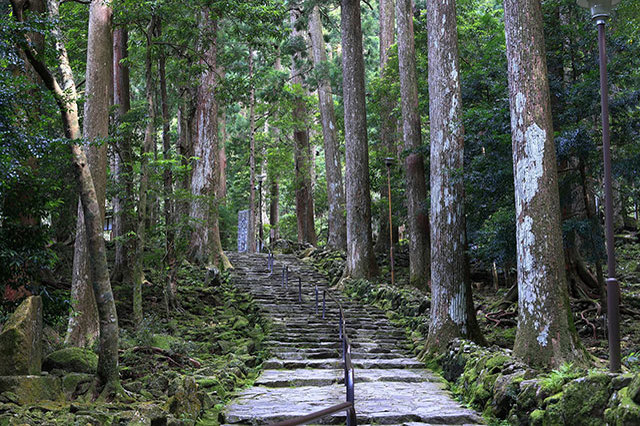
[384,158,395,285]
[257,174,265,252]
[577,0,621,373]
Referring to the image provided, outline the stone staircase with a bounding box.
[223,253,483,425]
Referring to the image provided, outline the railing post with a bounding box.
[298,277,302,303]
[339,311,343,340]
[315,285,318,315]
[285,266,288,289]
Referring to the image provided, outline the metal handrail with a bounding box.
[323,289,356,421]
[269,258,356,426]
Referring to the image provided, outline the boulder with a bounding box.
[0,375,62,404]
[0,296,43,375]
[628,374,640,404]
[166,376,202,419]
[43,347,98,374]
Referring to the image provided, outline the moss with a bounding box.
[605,387,640,426]
[150,334,181,351]
[43,347,98,374]
[530,408,545,425]
[559,373,612,425]
[0,376,62,404]
[483,355,509,372]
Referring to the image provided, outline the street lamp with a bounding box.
[384,158,395,285]
[577,0,621,373]
[257,174,265,252]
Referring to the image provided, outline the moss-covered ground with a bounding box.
[0,260,269,425]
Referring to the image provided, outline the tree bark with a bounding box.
[269,177,279,243]
[157,21,178,312]
[341,0,378,278]
[13,0,120,390]
[66,0,112,348]
[216,67,228,202]
[309,5,345,251]
[248,51,257,253]
[111,25,135,286]
[424,0,484,352]
[132,16,157,329]
[188,11,224,266]
[375,0,397,255]
[396,0,430,289]
[290,9,317,246]
[503,0,585,367]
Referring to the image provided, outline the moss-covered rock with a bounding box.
[0,375,62,404]
[0,296,43,375]
[166,377,201,419]
[546,372,613,426]
[61,373,94,398]
[42,347,98,374]
[605,387,640,426]
[491,371,525,417]
[627,373,640,404]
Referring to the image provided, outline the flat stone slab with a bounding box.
[255,368,443,387]
[224,382,482,424]
[263,357,424,370]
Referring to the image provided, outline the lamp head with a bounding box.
[257,174,265,183]
[384,157,395,167]
[577,0,621,22]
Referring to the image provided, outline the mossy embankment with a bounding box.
[302,245,640,425]
[0,261,269,425]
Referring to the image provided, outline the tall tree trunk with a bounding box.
[269,177,279,243]
[503,0,585,367]
[176,100,194,237]
[375,0,397,254]
[133,16,157,329]
[111,25,134,285]
[424,0,484,352]
[66,0,112,348]
[341,0,378,278]
[216,66,228,203]
[157,21,177,312]
[290,10,317,246]
[188,12,222,265]
[309,5,346,250]
[396,0,430,289]
[13,0,120,391]
[248,51,257,253]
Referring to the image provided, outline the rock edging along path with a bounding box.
[223,253,483,425]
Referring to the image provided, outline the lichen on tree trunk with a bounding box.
[425,0,484,353]
[503,0,586,368]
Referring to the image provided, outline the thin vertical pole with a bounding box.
[598,20,620,373]
[298,277,302,303]
[386,164,394,285]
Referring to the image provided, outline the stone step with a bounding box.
[271,350,408,360]
[255,369,443,387]
[222,253,482,426]
[223,382,483,425]
[263,357,425,370]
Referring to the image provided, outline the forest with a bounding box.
[1,0,640,424]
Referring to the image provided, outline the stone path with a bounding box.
[223,253,483,425]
